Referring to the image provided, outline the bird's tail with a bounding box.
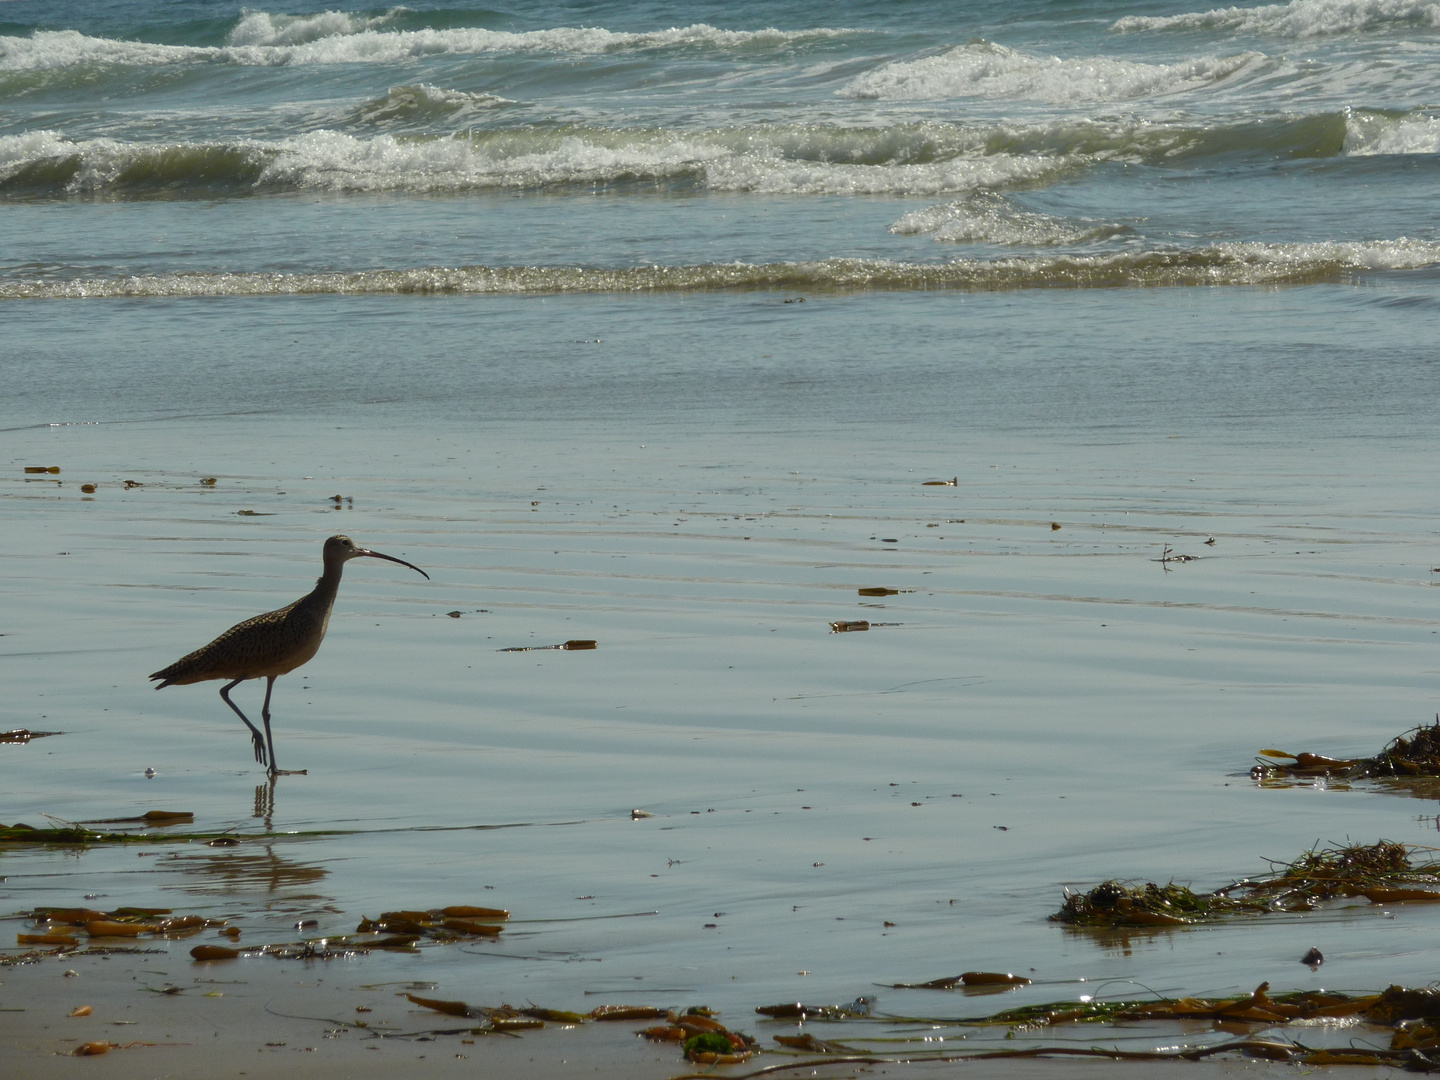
[150,649,206,688]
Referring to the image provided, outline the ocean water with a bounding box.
[3,0,1440,1060]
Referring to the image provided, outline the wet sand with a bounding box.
[1,950,1308,1079]
[5,287,1440,1076]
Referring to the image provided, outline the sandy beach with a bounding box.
[3,947,1323,1080]
[6,0,1440,1072]
[5,383,1439,1075]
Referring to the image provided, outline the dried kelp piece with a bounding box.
[406,993,482,1019]
[641,1025,689,1042]
[1254,715,1440,780]
[352,904,509,946]
[26,905,229,950]
[892,972,1031,989]
[190,945,243,961]
[0,729,62,743]
[442,905,509,919]
[499,640,597,652]
[80,810,194,825]
[590,1005,668,1022]
[772,1033,859,1053]
[1,824,148,845]
[755,999,871,1020]
[85,920,154,937]
[519,1007,588,1024]
[0,821,336,845]
[492,1016,544,1032]
[440,918,503,936]
[319,933,422,950]
[1253,749,1369,779]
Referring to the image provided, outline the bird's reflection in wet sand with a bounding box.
[254,776,276,829]
[171,843,328,897]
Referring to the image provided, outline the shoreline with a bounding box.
[1,947,1324,1079]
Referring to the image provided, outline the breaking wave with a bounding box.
[0,20,860,71]
[352,84,517,125]
[0,127,1074,198]
[890,193,1132,246]
[1113,0,1440,38]
[2,110,1427,201]
[4,243,1437,299]
[1343,108,1440,153]
[843,40,1265,102]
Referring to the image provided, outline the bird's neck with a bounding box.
[310,563,346,607]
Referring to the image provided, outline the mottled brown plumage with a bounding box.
[151,535,428,775]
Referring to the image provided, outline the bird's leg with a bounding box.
[259,676,305,776]
[219,678,267,768]
[260,675,279,776]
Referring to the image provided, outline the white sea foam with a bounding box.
[1344,108,1440,153]
[226,9,399,47]
[355,84,516,124]
[1113,0,1440,37]
[0,125,1072,196]
[0,30,213,71]
[258,130,731,191]
[5,242,1437,300]
[890,193,1130,246]
[0,129,128,190]
[704,153,1075,196]
[0,129,74,170]
[0,21,858,71]
[843,40,1263,103]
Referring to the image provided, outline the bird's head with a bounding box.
[324,535,429,579]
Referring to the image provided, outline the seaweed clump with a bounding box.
[1370,721,1440,777]
[1052,880,1244,927]
[1054,841,1440,926]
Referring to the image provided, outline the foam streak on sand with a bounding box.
[4,243,1438,299]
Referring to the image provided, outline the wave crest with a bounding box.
[1112,0,1440,38]
[1344,108,1440,154]
[0,21,860,71]
[354,84,516,125]
[0,128,1076,198]
[226,9,398,47]
[890,193,1131,246]
[5,244,1437,300]
[843,40,1264,103]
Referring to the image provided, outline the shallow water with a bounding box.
[4,284,1440,1028]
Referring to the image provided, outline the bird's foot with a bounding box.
[250,737,268,767]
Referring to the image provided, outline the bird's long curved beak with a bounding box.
[359,548,430,580]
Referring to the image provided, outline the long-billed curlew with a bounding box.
[150,535,429,775]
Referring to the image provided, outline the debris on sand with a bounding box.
[1052,840,1440,926]
[1254,715,1440,781]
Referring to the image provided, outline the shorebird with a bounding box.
[150,535,429,775]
